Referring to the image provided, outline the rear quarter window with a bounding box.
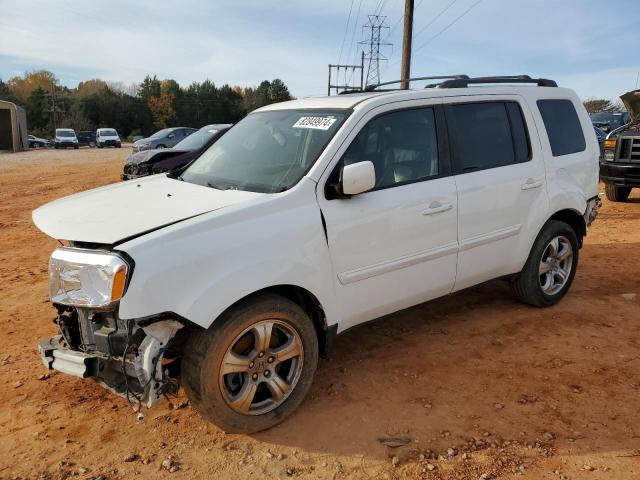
[537,99,586,156]
[445,101,531,174]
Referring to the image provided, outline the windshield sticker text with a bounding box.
[292,117,337,130]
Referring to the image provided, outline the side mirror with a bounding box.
[168,133,175,139]
[342,161,375,196]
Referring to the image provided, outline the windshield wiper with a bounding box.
[207,180,231,191]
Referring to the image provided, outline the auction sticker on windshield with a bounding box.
[293,116,337,130]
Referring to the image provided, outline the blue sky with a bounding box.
[0,0,638,101]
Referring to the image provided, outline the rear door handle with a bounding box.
[422,200,453,216]
[521,177,544,190]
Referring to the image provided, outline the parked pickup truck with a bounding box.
[600,89,640,201]
[32,75,599,433]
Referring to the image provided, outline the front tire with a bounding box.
[605,183,631,202]
[182,294,319,433]
[511,220,579,307]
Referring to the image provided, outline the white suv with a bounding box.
[34,76,600,433]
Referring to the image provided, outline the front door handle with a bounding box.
[422,200,453,216]
[521,177,544,190]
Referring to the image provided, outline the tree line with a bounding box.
[0,70,292,139]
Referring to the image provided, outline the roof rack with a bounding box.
[363,75,470,92]
[437,75,557,88]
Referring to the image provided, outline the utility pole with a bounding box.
[359,15,391,88]
[400,0,414,90]
[44,82,67,132]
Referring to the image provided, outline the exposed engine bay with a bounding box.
[39,306,184,409]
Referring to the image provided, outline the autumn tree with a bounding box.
[148,91,175,129]
[7,70,58,103]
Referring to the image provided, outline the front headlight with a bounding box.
[49,248,130,308]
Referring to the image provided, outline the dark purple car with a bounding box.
[122,124,232,180]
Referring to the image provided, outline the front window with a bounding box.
[100,129,118,137]
[57,130,75,137]
[180,110,348,192]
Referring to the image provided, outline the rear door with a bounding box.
[317,100,459,331]
[445,96,549,291]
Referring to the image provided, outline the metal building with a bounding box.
[0,100,28,152]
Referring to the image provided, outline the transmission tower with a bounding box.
[359,15,392,87]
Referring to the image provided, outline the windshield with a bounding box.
[590,112,626,124]
[99,129,118,136]
[150,128,173,139]
[57,130,75,137]
[174,126,223,150]
[180,110,348,193]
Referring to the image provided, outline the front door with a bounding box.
[317,101,459,331]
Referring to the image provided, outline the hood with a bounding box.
[32,175,264,244]
[125,149,187,165]
[134,137,152,146]
[99,135,120,140]
[620,89,640,122]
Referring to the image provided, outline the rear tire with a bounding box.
[182,294,319,433]
[605,183,631,202]
[511,220,579,307]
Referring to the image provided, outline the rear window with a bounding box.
[445,101,531,173]
[537,99,586,156]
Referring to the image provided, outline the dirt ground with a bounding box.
[1,147,639,480]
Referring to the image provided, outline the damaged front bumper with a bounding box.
[38,308,184,409]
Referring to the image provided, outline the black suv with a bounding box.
[600,89,640,201]
[77,131,97,148]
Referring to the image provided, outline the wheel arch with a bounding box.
[213,284,335,358]
[547,208,586,247]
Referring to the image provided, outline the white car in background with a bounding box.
[33,75,599,434]
[53,128,78,149]
[96,128,122,148]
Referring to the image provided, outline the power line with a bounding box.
[375,0,388,16]
[382,0,485,78]
[413,0,484,53]
[337,0,356,65]
[345,0,365,85]
[413,0,459,40]
[387,0,424,40]
[347,0,365,68]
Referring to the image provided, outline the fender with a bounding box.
[116,178,339,329]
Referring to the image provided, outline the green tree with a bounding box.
[269,78,291,103]
[138,75,161,102]
[25,88,51,135]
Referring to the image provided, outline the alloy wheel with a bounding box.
[219,319,304,416]
[539,235,573,295]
